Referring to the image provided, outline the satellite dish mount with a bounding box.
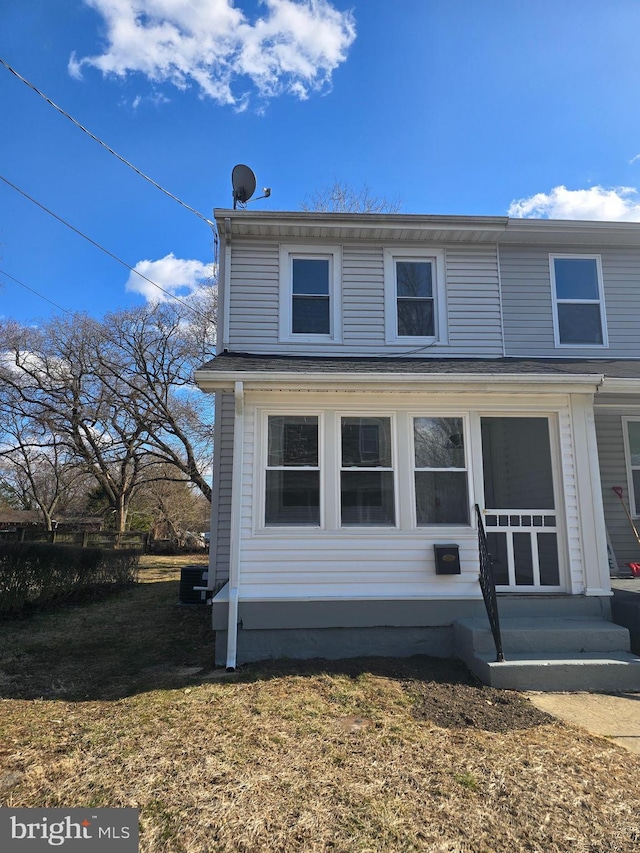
[232,164,271,209]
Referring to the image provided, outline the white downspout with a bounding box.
[226,380,244,670]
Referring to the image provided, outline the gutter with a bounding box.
[226,380,244,671]
[194,370,606,393]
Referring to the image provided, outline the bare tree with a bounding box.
[0,317,159,531]
[300,180,402,214]
[0,288,216,531]
[98,287,216,502]
[0,406,84,530]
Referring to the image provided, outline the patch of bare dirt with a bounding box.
[239,655,552,732]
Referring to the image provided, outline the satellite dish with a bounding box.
[232,164,257,208]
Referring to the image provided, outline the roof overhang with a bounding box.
[214,209,640,248]
[195,368,606,395]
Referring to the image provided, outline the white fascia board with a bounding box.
[214,208,508,232]
[194,370,604,394]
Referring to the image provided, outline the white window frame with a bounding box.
[549,254,608,348]
[383,247,447,345]
[339,413,399,529]
[279,244,342,343]
[411,414,472,528]
[259,410,324,530]
[623,417,640,518]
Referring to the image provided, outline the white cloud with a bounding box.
[126,253,211,303]
[630,154,640,165]
[508,185,640,221]
[70,0,356,106]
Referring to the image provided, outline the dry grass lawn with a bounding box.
[1,555,639,852]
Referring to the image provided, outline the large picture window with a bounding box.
[341,417,395,526]
[413,417,469,525]
[265,416,320,526]
[550,255,607,346]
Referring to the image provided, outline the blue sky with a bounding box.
[2,0,640,323]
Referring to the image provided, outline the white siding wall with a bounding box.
[595,399,640,569]
[212,391,234,586]
[229,390,584,601]
[501,245,640,357]
[227,242,502,356]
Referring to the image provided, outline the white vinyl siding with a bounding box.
[211,391,235,586]
[228,243,280,344]
[501,246,640,357]
[227,242,502,356]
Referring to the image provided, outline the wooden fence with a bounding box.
[0,529,149,550]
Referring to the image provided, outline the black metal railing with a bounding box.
[475,504,504,662]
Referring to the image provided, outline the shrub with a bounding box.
[0,542,139,617]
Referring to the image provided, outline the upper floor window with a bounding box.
[279,245,342,343]
[292,258,329,334]
[384,248,447,345]
[397,261,434,336]
[550,255,607,347]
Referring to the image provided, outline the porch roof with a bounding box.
[194,352,640,392]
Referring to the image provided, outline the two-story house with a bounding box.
[195,209,640,689]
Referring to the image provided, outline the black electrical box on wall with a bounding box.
[434,544,461,574]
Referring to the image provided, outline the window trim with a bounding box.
[260,411,324,529]
[623,417,640,518]
[279,244,342,343]
[383,247,447,345]
[549,253,608,348]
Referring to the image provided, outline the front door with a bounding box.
[480,416,562,591]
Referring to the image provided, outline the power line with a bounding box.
[0,57,217,235]
[0,174,210,318]
[0,268,72,315]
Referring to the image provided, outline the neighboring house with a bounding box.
[0,509,42,531]
[195,210,640,689]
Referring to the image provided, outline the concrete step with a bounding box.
[454,617,630,657]
[467,650,640,692]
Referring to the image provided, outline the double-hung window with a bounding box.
[340,417,395,526]
[384,248,446,344]
[279,245,341,342]
[265,416,320,526]
[413,417,469,525]
[550,255,607,346]
[624,418,640,517]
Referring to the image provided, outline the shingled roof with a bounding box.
[197,351,640,380]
